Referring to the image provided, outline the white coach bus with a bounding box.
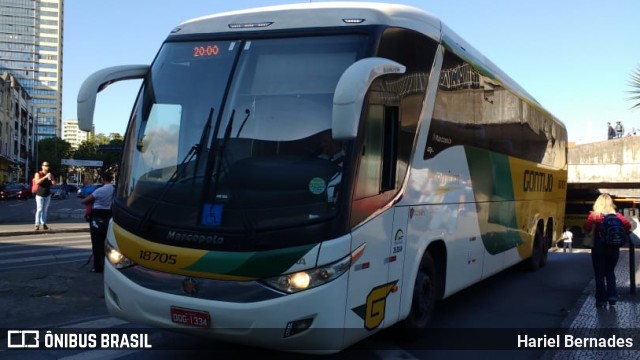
[77,2,568,352]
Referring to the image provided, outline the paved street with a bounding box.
[0,220,639,358]
[0,222,100,330]
[0,232,91,271]
[0,196,87,225]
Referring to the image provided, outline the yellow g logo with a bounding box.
[364,281,398,330]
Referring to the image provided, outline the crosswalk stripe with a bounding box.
[0,251,91,265]
[0,234,89,244]
[63,317,129,329]
[1,258,91,270]
[0,242,91,255]
[0,233,92,270]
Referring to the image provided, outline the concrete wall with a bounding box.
[568,136,640,184]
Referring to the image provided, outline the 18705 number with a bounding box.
[139,250,177,264]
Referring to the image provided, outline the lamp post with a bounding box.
[25,110,34,184]
[34,110,39,173]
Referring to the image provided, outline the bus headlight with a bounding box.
[105,242,136,269]
[263,256,350,293]
[262,244,365,294]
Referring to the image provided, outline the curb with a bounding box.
[0,227,90,237]
[0,210,89,237]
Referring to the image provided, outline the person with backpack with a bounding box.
[583,193,631,308]
[615,121,625,138]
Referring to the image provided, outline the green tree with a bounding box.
[629,64,640,110]
[94,133,111,145]
[34,137,73,179]
[73,137,100,161]
[108,132,123,142]
[101,138,123,175]
[70,133,123,181]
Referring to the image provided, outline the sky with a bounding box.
[62,0,640,144]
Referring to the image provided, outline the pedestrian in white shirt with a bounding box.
[561,227,573,252]
[80,172,115,273]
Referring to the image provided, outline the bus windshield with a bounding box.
[118,35,365,232]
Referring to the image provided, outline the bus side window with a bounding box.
[351,103,399,226]
[381,106,398,192]
[354,104,398,199]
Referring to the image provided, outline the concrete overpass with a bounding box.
[568,136,640,191]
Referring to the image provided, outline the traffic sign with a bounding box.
[61,159,103,167]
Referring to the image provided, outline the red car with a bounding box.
[0,184,32,200]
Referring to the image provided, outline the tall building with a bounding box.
[62,118,90,149]
[0,73,35,184]
[0,0,64,140]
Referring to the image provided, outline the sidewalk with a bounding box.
[543,247,640,359]
[0,208,89,237]
[0,207,89,236]
[0,221,89,236]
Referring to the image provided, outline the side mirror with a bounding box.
[77,65,150,131]
[332,57,406,140]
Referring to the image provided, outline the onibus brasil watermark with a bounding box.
[7,330,152,349]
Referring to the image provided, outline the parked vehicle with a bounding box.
[67,184,79,194]
[0,184,32,200]
[51,185,69,200]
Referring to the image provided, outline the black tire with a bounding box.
[539,228,551,268]
[525,227,544,272]
[399,252,437,336]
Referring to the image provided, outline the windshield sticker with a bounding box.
[201,203,223,226]
[308,177,326,195]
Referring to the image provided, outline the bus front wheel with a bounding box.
[400,252,436,334]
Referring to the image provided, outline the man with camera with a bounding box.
[33,161,55,230]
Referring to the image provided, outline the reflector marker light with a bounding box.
[384,255,397,264]
[342,18,365,24]
[228,22,274,29]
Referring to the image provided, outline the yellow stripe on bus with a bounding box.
[112,223,258,281]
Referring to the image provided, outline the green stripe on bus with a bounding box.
[183,244,316,278]
[465,147,523,255]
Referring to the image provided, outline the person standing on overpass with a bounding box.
[607,122,616,140]
[615,121,625,138]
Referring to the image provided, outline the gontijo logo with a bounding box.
[522,169,553,192]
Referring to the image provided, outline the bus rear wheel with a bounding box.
[400,253,436,335]
[525,226,545,271]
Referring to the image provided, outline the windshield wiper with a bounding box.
[192,107,214,183]
[203,108,248,218]
[138,108,215,232]
[235,108,251,138]
[207,109,236,206]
